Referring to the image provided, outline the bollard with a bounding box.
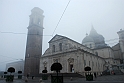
[25,77,28,82]
[39,78,42,82]
[70,77,73,81]
[39,78,45,83]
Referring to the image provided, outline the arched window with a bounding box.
[52,45,55,52]
[59,43,62,51]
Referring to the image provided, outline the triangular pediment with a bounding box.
[49,34,65,43]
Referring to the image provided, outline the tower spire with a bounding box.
[86,33,88,36]
[90,25,98,36]
[91,24,94,29]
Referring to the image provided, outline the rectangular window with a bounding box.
[52,45,55,52]
[59,43,62,51]
[89,61,90,66]
[92,62,94,66]
[84,60,86,66]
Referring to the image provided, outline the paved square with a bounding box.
[0,75,124,83]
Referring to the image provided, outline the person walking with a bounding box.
[94,72,97,78]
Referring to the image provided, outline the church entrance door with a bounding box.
[70,64,73,72]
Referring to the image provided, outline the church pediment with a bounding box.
[48,34,65,43]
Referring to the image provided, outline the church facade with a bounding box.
[39,29,122,74]
[24,7,124,76]
[39,35,106,74]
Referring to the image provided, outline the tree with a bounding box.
[7,67,15,73]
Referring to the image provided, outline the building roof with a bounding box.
[82,35,94,43]
[49,34,92,50]
[82,27,107,48]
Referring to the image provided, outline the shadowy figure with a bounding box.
[27,73,29,78]
[72,68,74,73]
[32,76,34,79]
[94,72,96,78]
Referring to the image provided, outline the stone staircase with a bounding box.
[102,70,110,75]
[102,69,124,75]
[62,73,84,77]
[38,73,84,77]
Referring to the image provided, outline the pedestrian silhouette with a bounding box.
[94,72,96,78]
[27,73,29,78]
[32,76,34,79]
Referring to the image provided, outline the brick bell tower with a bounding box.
[117,29,124,63]
[24,7,44,76]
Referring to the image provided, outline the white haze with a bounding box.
[0,0,124,71]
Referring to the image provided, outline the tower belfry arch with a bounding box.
[24,7,44,76]
[29,7,44,27]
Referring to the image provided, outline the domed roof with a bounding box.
[31,7,44,14]
[82,35,94,44]
[82,26,107,48]
[89,28,105,44]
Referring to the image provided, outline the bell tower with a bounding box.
[24,7,44,76]
[117,29,124,63]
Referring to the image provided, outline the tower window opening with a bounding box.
[38,19,41,25]
[27,54,30,57]
[39,21,41,25]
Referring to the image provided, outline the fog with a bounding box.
[0,0,124,71]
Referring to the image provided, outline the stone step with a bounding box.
[38,73,84,77]
[113,70,124,75]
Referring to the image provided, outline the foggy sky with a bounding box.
[0,0,124,71]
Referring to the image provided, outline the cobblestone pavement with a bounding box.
[0,75,124,83]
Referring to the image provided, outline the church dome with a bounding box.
[89,28,105,44]
[82,35,94,44]
[82,26,107,48]
[31,7,44,14]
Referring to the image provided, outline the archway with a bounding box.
[68,58,74,73]
[69,64,73,72]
